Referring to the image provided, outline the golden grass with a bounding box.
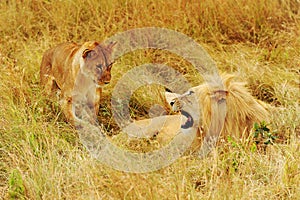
[0,0,299,199]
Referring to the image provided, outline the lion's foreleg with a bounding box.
[94,88,102,116]
[60,95,76,124]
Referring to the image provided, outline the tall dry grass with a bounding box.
[0,0,299,199]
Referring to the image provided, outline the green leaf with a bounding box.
[250,143,257,152]
[254,122,259,130]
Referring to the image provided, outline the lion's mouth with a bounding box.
[94,80,104,88]
[181,110,194,129]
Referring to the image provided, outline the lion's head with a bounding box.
[79,41,116,87]
[168,90,201,130]
[166,73,270,139]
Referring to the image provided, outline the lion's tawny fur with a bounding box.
[124,73,270,152]
[191,73,270,139]
[40,41,115,124]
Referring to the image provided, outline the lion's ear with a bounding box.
[82,49,94,59]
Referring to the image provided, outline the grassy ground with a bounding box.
[0,0,299,199]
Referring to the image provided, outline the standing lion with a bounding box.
[40,41,116,124]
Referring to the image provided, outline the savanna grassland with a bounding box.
[0,0,299,199]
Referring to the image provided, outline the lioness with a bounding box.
[40,41,116,124]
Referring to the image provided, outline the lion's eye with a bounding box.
[184,90,194,96]
[96,64,103,69]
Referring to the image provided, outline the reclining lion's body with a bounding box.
[124,74,270,153]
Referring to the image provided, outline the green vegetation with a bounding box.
[253,121,277,145]
[0,0,299,199]
[8,169,25,199]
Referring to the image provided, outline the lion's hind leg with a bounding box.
[40,48,61,96]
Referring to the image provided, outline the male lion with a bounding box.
[40,41,116,124]
[123,73,271,155]
[169,73,270,138]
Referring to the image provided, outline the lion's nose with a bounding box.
[170,100,175,106]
